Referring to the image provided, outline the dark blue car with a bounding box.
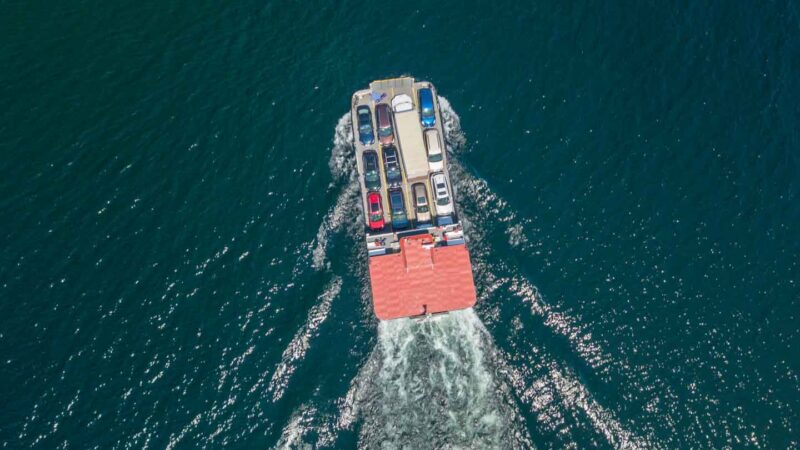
[356,105,374,145]
[388,188,409,229]
[418,88,435,128]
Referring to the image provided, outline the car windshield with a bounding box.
[390,191,401,204]
[359,122,372,133]
[418,205,429,213]
[422,106,433,115]
[428,153,443,162]
[437,196,450,206]
[378,126,392,137]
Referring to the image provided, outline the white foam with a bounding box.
[353,309,532,449]
[309,183,358,271]
[273,403,339,450]
[267,277,342,402]
[438,96,466,154]
[328,112,356,184]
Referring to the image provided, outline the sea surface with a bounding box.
[1,1,799,448]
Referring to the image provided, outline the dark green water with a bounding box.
[2,1,799,448]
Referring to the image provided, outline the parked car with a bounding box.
[413,183,431,224]
[367,192,385,230]
[391,94,413,112]
[362,150,381,191]
[424,129,444,172]
[356,105,374,145]
[382,146,402,188]
[388,188,409,229]
[418,88,435,128]
[375,103,394,146]
[430,172,454,215]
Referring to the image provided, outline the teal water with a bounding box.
[2,1,799,448]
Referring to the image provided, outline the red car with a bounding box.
[367,192,385,230]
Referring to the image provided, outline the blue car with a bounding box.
[357,105,374,145]
[388,188,409,229]
[418,88,435,128]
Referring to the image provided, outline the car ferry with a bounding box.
[351,77,477,320]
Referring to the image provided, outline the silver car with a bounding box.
[424,129,444,172]
[413,183,431,223]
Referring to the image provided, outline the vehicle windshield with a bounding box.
[378,126,392,137]
[437,196,450,206]
[417,205,429,213]
[359,122,372,133]
[428,153,443,162]
[390,193,403,209]
[422,106,433,115]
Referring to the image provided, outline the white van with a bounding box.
[430,172,453,216]
[424,129,444,172]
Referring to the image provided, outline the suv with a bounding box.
[418,88,435,128]
[388,188,409,229]
[362,150,381,191]
[413,183,431,224]
[375,103,394,146]
[430,172,453,216]
[356,105,374,145]
[382,146,402,188]
[424,129,444,172]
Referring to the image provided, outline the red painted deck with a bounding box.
[368,234,477,320]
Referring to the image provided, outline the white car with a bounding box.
[430,172,453,216]
[391,94,413,112]
[424,129,444,172]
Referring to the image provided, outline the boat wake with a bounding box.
[353,309,531,450]
[274,98,656,449]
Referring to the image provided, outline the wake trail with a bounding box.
[261,113,359,405]
[354,309,532,450]
[275,100,655,449]
[438,97,659,448]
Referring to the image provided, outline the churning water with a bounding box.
[355,310,531,450]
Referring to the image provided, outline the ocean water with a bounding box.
[1,1,799,449]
